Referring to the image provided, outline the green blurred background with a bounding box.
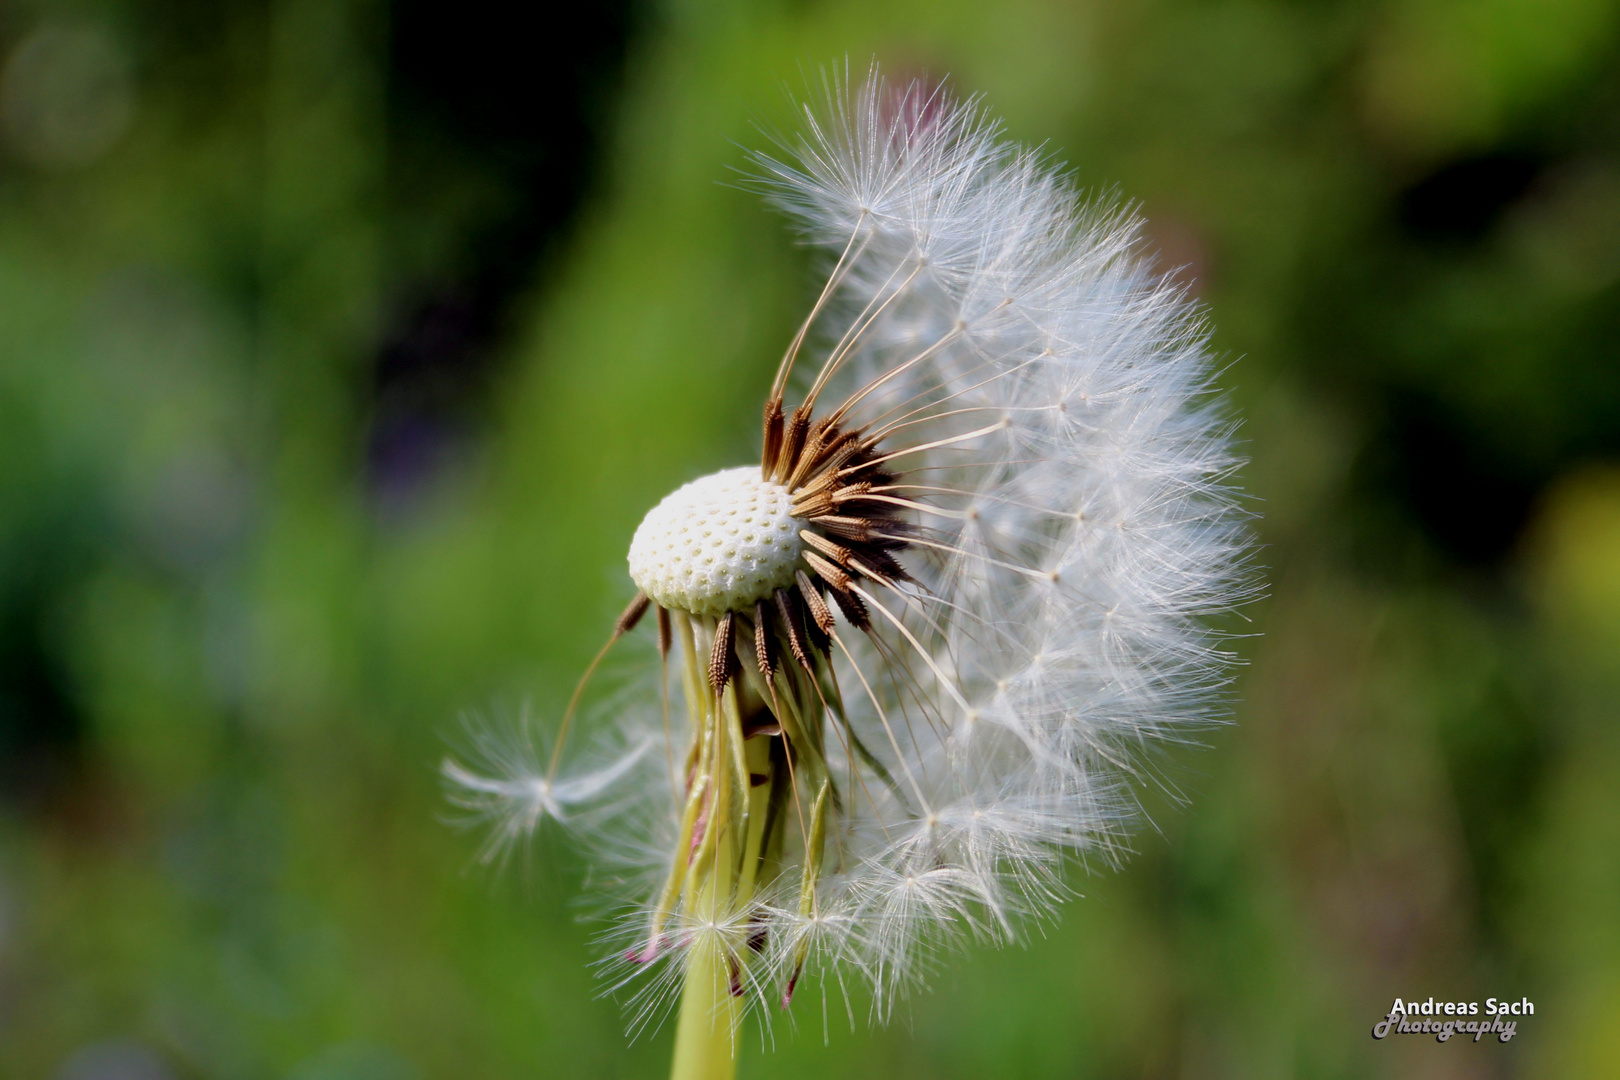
[2,0,1618,1076]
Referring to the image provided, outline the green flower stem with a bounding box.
[670,621,744,1080]
[666,613,799,1080]
[669,832,741,1080]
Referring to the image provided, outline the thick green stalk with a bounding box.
[667,615,805,1080]
[669,839,740,1080]
[669,619,743,1080]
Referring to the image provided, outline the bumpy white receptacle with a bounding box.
[628,466,805,618]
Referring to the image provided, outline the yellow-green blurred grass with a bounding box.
[1518,468,1620,1078]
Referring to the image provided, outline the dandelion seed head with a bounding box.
[447,65,1258,1037]
[628,466,805,617]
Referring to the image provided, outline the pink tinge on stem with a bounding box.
[627,927,672,964]
[626,929,690,965]
[781,968,801,1010]
[688,805,709,861]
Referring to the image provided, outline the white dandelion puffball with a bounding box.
[446,70,1256,1041]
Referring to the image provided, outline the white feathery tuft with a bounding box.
[444,66,1257,1036]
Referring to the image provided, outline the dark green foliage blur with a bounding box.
[2,0,1618,1076]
